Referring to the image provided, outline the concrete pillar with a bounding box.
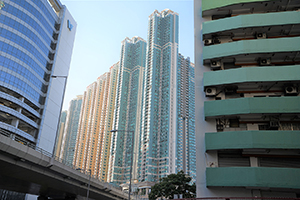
[11,107,22,128]
[250,157,258,167]
[30,130,37,138]
[206,150,218,167]
[11,119,19,128]
[17,107,22,113]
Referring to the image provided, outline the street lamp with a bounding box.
[111,129,134,200]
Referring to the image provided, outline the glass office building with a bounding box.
[0,0,76,153]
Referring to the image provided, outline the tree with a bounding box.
[148,171,196,200]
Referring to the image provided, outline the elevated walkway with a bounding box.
[0,133,127,200]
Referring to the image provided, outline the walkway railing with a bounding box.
[0,128,116,184]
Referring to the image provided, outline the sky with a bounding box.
[60,0,194,110]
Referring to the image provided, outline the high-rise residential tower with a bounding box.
[54,110,67,158]
[177,54,196,182]
[195,0,300,197]
[106,9,196,187]
[0,0,76,153]
[74,63,119,181]
[58,95,83,165]
[99,63,119,181]
[108,37,146,185]
[140,8,179,183]
[74,81,98,172]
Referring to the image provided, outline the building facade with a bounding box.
[74,63,119,181]
[0,0,76,154]
[54,110,67,158]
[99,63,119,181]
[140,9,179,183]
[138,9,197,183]
[177,54,196,182]
[73,81,98,173]
[58,95,82,165]
[0,0,76,199]
[108,37,146,185]
[195,0,300,197]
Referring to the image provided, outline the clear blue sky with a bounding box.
[60,0,194,110]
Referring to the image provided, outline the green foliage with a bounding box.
[148,171,196,200]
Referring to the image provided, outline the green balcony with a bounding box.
[206,167,300,189]
[203,65,300,87]
[204,96,300,118]
[203,11,300,35]
[205,131,300,151]
[203,37,300,61]
[202,0,268,11]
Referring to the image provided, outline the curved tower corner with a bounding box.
[0,0,76,153]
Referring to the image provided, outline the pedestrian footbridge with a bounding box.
[0,133,127,200]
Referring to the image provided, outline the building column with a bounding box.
[11,119,19,128]
[11,105,22,128]
[250,157,258,167]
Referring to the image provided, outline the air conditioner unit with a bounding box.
[259,58,271,66]
[256,32,267,39]
[204,39,213,46]
[285,86,298,95]
[205,87,216,97]
[210,60,221,69]
[212,37,221,44]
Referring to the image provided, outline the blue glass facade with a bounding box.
[0,0,73,148]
